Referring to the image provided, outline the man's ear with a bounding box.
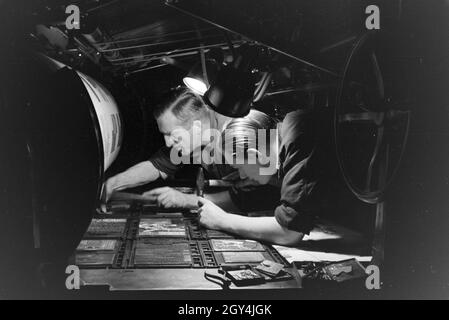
[247,148,269,165]
[191,120,203,137]
[191,120,204,148]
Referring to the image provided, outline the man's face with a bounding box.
[157,111,191,155]
[156,110,202,156]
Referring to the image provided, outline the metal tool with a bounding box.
[207,180,235,188]
[204,269,231,290]
[196,167,205,197]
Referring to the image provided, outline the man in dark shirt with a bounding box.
[197,109,337,245]
[104,88,238,208]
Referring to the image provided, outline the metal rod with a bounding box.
[196,24,209,85]
[366,126,385,192]
[165,2,339,77]
[87,0,121,13]
[112,51,191,66]
[112,44,239,66]
[97,28,216,46]
[266,83,336,96]
[126,64,167,75]
[319,35,357,53]
[371,145,389,266]
[116,50,202,65]
[99,34,221,53]
[160,56,190,71]
[109,41,243,63]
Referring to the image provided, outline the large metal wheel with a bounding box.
[335,32,411,204]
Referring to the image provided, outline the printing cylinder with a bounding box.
[0,52,123,285]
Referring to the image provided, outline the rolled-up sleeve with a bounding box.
[274,111,323,235]
[274,149,318,235]
[275,197,316,235]
[149,147,182,177]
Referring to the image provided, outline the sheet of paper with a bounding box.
[302,220,365,243]
[273,245,372,264]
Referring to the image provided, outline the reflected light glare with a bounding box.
[183,77,208,96]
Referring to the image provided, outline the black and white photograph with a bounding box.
[0,0,448,302]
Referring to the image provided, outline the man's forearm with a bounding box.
[109,161,163,192]
[217,214,303,246]
[205,191,240,212]
[182,191,240,211]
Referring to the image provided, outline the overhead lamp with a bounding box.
[203,44,259,118]
[183,59,219,96]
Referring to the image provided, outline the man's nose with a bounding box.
[239,170,247,179]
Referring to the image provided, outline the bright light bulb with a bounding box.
[183,77,208,96]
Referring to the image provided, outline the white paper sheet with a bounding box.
[273,220,372,263]
[273,245,372,263]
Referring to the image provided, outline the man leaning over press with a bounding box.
[104,87,254,210]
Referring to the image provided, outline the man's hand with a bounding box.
[101,161,165,203]
[142,187,198,209]
[103,177,117,203]
[197,198,228,230]
[232,178,261,192]
[222,171,262,192]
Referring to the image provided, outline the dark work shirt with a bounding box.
[275,109,337,235]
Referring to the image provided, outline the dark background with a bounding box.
[0,0,448,299]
